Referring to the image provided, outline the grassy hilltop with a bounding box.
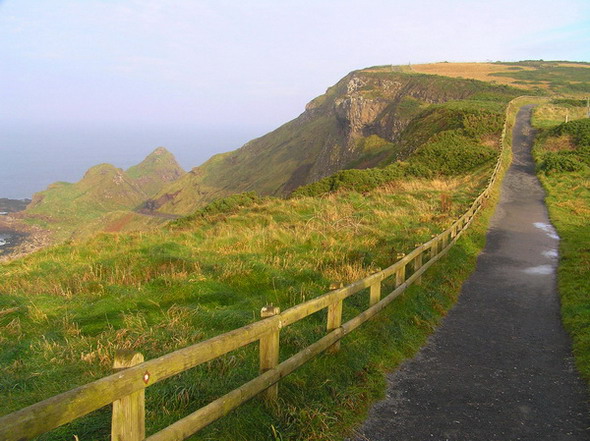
[1,61,589,440]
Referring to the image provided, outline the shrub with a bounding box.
[409,131,496,175]
[539,152,584,174]
[550,99,587,107]
[550,119,590,147]
[172,192,262,226]
[404,161,433,178]
[291,163,407,198]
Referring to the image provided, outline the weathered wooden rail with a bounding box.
[0,100,522,441]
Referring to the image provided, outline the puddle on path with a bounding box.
[522,264,554,275]
[542,249,558,259]
[533,222,559,240]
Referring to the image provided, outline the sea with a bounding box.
[0,121,266,200]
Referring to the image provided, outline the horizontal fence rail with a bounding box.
[0,98,526,441]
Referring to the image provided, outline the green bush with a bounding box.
[539,152,584,174]
[550,99,587,107]
[291,164,407,198]
[409,131,496,175]
[461,109,504,139]
[576,145,590,166]
[550,119,590,147]
[173,192,262,226]
[404,161,433,178]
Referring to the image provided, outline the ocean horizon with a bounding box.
[0,121,266,200]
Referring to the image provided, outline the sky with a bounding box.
[0,0,589,198]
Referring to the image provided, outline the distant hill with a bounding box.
[126,146,185,197]
[23,147,184,239]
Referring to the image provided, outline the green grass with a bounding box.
[532,106,590,384]
[532,103,590,130]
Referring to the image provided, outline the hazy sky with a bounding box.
[2,0,589,130]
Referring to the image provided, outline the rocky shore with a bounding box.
[0,198,51,261]
[0,198,31,214]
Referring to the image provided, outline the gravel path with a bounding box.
[349,105,590,441]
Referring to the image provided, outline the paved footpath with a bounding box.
[350,106,590,441]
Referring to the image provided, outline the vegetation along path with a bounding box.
[350,105,590,440]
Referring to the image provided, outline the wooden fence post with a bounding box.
[430,236,438,259]
[442,232,448,249]
[112,350,145,441]
[326,299,343,353]
[413,246,423,285]
[260,305,281,402]
[369,281,381,306]
[395,253,406,288]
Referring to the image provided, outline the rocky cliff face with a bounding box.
[152,68,514,215]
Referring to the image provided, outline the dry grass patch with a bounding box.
[544,135,576,152]
[410,62,538,88]
[534,104,588,126]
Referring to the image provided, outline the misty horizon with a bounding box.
[0,121,268,199]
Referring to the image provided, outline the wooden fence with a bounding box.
[0,100,521,441]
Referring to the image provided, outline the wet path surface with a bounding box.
[350,106,590,440]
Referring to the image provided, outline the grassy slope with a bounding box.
[0,174,488,439]
[0,96,520,440]
[531,106,590,384]
[24,164,148,238]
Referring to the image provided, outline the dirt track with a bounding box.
[350,106,590,440]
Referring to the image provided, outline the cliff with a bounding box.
[152,68,516,215]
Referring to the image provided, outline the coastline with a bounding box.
[0,199,51,262]
[0,229,28,257]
